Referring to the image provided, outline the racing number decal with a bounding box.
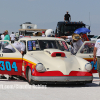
[0,61,18,71]
[0,61,5,70]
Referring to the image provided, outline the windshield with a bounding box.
[24,32,33,36]
[27,40,69,51]
[60,24,85,35]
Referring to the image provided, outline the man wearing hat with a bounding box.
[64,11,71,22]
[61,33,83,54]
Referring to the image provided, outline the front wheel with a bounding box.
[27,68,33,85]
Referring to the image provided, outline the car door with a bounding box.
[0,40,23,75]
[76,41,97,73]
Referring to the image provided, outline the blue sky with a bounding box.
[0,0,100,35]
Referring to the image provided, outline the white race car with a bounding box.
[0,37,93,85]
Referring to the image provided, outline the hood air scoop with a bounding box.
[44,49,65,57]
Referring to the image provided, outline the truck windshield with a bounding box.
[25,32,33,36]
[61,24,85,35]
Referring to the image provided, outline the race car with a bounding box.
[0,37,93,85]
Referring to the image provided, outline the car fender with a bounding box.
[22,54,40,78]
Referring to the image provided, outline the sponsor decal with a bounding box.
[22,65,25,71]
[32,69,34,73]
[32,65,35,69]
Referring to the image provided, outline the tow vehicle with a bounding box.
[55,21,90,37]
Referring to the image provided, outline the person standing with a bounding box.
[93,39,100,83]
[80,33,90,42]
[61,33,83,54]
[64,11,71,22]
[19,33,24,39]
[4,30,10,45]
[10,32,15,43]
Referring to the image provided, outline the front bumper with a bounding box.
[31,76,93,84]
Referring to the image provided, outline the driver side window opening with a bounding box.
[0,41,16,53]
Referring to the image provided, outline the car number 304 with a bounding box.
[0,61,18,71]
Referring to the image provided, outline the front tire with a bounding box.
[27,67,33,85]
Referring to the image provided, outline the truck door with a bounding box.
[76,41,97,73]
[0,41,23,75]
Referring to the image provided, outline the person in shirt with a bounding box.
[4,30,10,46]
[64,11,71,22]
[10,32,15,43]
[80,33,90,42]
[3,41,25,55]
[93,39,100,85]
[19,33,24,39]
[61,33,83,54]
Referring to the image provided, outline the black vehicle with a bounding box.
[55,21,89,37]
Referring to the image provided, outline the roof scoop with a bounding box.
[44,49,65,57]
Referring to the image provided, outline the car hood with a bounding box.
[28,49,89,75]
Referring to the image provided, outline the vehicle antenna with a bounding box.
[89,12,91,27]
